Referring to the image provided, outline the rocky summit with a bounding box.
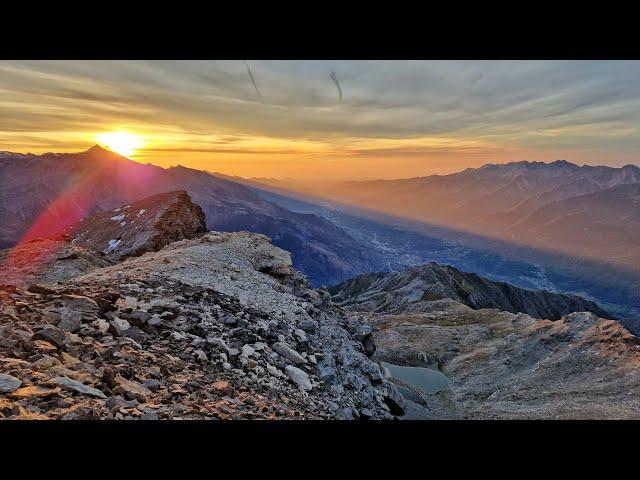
[0,194,404,419]
[329,262,609,320]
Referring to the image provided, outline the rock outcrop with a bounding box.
[329,262,610,320]
[0,191,206,287]
[369,300,640,419]
[67,190,207,260]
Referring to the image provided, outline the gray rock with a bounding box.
[109,318,131,336]
[58,316,82,333]
[285,365,312,391]
[294,328,307,342]
[273,342,306,365]
[141,410,159,420]
[193,349,208,362]
[31,325,67,348]
[237,318,249,329]
[45,295,99,333]
[120,310,152,326]
[48,376,107,399]
[222,315,237,327]
[143,379,162,391]
[0,373,22,393]
[241,344,255,357]
[207,336,228,350]
[298,318,318,333]
[106,396,139,410]
[93,319,110,334]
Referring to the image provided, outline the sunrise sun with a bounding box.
[96,132,143,157]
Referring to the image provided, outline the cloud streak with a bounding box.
[329,70,342,102]
[243,60,263,102]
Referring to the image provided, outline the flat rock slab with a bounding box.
[0,373,22,393]
[9,385,61,399]
[48,376,107,399]
[273,342,306,365]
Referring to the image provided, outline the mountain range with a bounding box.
[295,160,640,269]
[246,161,640,325]
[2,147,637,325]
[0,146,383,287]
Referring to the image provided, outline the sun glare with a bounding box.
[96,132,143,157]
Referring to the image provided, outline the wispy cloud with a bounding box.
[2,60,640,178]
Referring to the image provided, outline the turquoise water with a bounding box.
[381,361,449,394]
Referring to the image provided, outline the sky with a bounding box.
[2,60,640,180]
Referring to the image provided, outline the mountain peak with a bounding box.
[86,144,110,154]
[549,159,578,168]
[84,144,130,160]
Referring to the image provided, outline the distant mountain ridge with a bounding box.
[329,261,610,320]
[285,159,640,287]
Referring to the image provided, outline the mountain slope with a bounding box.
[0,190,207,287]
[329,262,610,320]
[506,183,640,265]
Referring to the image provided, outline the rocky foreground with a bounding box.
[366,299,640,419]
[0,193,404,420]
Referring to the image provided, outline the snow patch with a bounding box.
[110,213,126,222]
[104,239,122,254]
[137,209,146,217]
